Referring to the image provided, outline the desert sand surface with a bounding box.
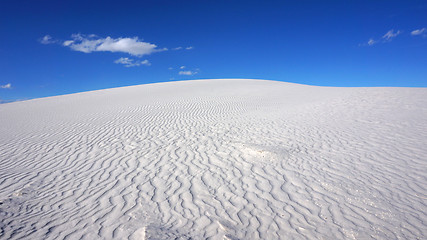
[0,79,426,239]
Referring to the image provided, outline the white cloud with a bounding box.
[168,67,173,70]
[63,40,74,46]
[40,35,56,44]
[367,39,376,46]
[179,70,197,76]
[382,29,401,41]
[173,46,193,50]
[361,29,402,47]
[114,57,151,67]
[359,39,376,47]
[180,66,186,69]
[0,83,12,89]
[411,28,426,36]
[63,34,165,56]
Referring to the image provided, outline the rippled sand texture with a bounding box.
[0,79,426,239]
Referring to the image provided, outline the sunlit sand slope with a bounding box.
[0,79,426,239]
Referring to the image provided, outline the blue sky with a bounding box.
[1,0,426,102]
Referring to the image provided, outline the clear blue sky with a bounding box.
[1,0,426,102]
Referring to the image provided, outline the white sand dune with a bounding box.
[0,79,426,239]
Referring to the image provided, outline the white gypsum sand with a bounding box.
[0,79,426,239]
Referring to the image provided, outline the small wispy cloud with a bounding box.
[114,57,151,67]
[179,70,197,76]
[382,29,401,41]
[63,40,74,46]
[0,83,12,89]
[411,28,426,36]
[172,46,193,50]
[361,29,402,47]
[367,39,376,46]
[360,38,377,47]
[39,35,56,44]
[62,34,166,56]
[180,66,186,69]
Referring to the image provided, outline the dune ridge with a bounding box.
[0,79,426,239]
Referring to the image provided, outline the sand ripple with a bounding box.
[0,79,426,239]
